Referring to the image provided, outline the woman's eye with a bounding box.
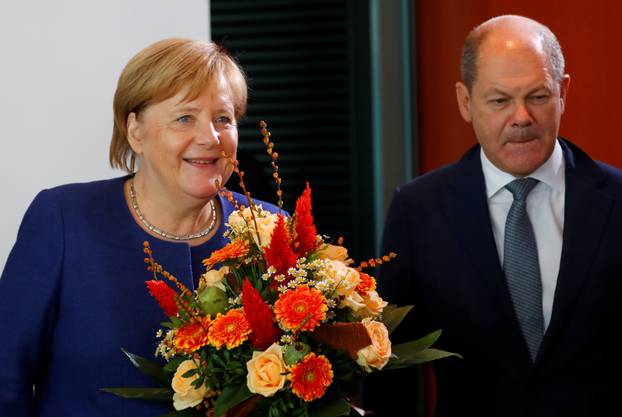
[215,116,234,126]
[176,115,192,124]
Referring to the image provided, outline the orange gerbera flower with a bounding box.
[289,353,333,401]
[356,272,377,294]
[274,285,327,332]
[173,316,212,353]
[202,240,249,268]
[208,309,252,349]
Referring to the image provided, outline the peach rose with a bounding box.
[246,343,288,397]
[320,260,360,297]
[354,290,388,318]
[316,244,349,262]
[228,206,278,248]
[171,359,208,410]
[199,266,229,291]
[356,318,392,371]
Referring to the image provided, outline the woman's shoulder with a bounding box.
[27,176,127,216]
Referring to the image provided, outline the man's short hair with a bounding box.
[460,16,565,91]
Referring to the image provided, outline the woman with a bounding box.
[0,39,280,417]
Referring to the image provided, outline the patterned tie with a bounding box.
[503,177,543,362]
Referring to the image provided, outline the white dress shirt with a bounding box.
[480,141,565,330]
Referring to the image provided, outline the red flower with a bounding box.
[242,279,281,350]
[293,183,317,256]
[145,280,178,317]
[264,215,297,277]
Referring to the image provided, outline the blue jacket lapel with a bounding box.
[445,145,534,373]
[538,139,614,363]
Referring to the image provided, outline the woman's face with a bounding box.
[128,83,238,201]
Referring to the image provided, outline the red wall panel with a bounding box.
[416,1,622,173]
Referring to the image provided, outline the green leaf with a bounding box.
[157,408,205,417]
[120,348,171,387]
[309,397,351,417]
[100,387,172,401]
[214,384,254,417]
[380,304,413,334]
[386,331,462,370]
[163,357,187,374]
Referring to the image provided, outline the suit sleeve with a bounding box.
[361,187,422,417]
[0,190,64,417]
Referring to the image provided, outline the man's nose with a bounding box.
[511,102,533,127]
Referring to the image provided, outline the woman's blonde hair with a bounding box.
[109,38,247,173]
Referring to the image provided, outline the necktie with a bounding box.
[503,177,543,362]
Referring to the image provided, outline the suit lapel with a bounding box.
[445,146,534,373]
[538,140,614,361]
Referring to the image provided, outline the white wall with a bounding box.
[0,0,209,270]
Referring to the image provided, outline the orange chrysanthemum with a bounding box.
[208,309,252,349]
[289,353,333,401]
[173,317,212,352]
[356,272,377,294]
[274,285,327,332]
[202,240,249,268]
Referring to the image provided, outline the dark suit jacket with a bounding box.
[371,139,622,417]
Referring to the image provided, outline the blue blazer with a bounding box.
[374,139,622,416]
[0,176,282,417]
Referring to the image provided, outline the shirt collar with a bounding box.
[480,139,565,199]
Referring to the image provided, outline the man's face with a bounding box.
[456,39,570,176]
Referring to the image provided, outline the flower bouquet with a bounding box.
[103,122,460,417]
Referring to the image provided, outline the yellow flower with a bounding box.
[246,343,288,397]
[356,318,392,371]
[171,360,208,410]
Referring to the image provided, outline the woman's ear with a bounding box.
[126,112,143,154]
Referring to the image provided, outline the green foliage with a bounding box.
[380,304,414,335]
[120,347,171,387]
[100,387,172,401]
[386,330,462,370]
[214,384,253,417]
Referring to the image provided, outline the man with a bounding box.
[376,15,622,416]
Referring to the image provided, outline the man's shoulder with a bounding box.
[396,145,480,198]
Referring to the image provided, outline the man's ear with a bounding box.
[455,81,473,123]
[126,112,143,154]
[559,74,571,114]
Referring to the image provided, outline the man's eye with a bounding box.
[490,98,507,106]
[529,95,549,104]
